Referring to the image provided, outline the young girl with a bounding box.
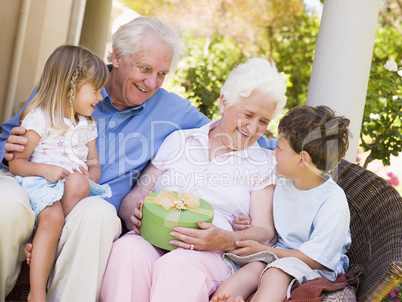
[8,45,112,302]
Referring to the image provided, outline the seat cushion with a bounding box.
[323,287,356,302]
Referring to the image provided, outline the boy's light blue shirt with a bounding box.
[273,177,351,275]
[0,87,277,211]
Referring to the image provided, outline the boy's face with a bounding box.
[273,134,300,179]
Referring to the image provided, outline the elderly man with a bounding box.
[0,17,211,301]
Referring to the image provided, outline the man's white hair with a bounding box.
[107,16,184,71]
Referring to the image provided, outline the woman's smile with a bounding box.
[237,128,251,137]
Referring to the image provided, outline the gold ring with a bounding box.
[190,244,194,250]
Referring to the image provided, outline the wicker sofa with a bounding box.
[332,160,402,301]
[6,160,402,301]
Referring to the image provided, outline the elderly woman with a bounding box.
[100,58,287,302]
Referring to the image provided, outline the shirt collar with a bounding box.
[99,87,146,116]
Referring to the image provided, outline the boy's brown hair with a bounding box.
[278,105,351,172]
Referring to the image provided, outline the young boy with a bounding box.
[211,105,352,302]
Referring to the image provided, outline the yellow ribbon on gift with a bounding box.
[144,190,214,229]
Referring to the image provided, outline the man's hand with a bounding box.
[119,196,144,234]
[129,200,143,234]
[118,164,162,234]
[4,126,27,161]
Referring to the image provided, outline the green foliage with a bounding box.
[360,24,402,168]
[360,62,402,168]
[172,36,245,119]
[170,13,320,118]
[372,23,402,61]
[271,13,320,108]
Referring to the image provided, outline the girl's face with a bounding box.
[71,83,102,117]
[216,90,276,151]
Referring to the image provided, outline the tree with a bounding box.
[360,24,402,168]
[121,0,306,58]
[171,35,245,119]
[379,0,402,35]
[121,0,313,116]
[271,13,320,108]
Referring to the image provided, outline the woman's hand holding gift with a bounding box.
[169,221,236,251]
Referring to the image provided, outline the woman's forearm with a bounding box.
[231,226,276,247]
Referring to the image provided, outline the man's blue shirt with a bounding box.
[0,87,277,211]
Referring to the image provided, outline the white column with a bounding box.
[2,0,31,124]
[306,0,380,162]
[67,0,87,45]
[79,0,113,58]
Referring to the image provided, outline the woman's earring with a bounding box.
[220,109,224,115]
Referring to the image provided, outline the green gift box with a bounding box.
[139,191,214,251]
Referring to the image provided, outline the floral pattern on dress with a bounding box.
[20,108,98,172]
[16,108,106,219]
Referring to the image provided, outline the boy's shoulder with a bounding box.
[315,178,349,213]
[322,177,347,197]
[275,176,348,206]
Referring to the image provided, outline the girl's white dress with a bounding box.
[15,108,111,218]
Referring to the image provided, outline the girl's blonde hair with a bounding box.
[20,44,109,129]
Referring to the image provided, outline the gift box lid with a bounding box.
[140,191,214,250]
[141,191,214,227]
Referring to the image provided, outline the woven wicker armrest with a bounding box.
[336,160,402,301]
[363,261,402,301]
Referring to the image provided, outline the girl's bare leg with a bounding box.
[28,201,64,302]
[211,261,266,302]
[251,267,292,302]
[25,173,90,266]
[60,173,90,216]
